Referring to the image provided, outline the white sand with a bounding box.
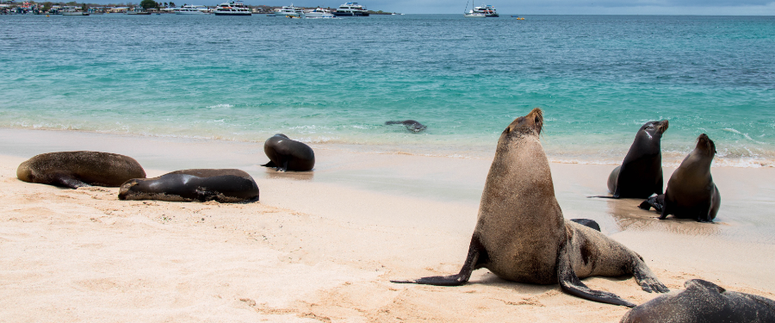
[1,128,773,322]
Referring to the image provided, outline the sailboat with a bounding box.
[464,1,485,18]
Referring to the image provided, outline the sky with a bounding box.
[87,0,775,15]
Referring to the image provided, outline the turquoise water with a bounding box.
[1,14,774,166]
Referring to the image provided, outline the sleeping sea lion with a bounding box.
[385,120,427,133]
[17,151,146,189]
[118,169,259,203]
[392,108,668,307]
[640,134,720,222]
[621,279,775,323]
[606,120,669,198]
[261,134,315,172]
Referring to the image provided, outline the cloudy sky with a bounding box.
[105,0,775,15]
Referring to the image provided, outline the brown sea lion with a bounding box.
[118,169,259,203]
[621,279,775,323]
[17,151,146,189]
[640,134,720,222]
[605,120,669,198]
[392,108,668,307]
[261,134,315,172]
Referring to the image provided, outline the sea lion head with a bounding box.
[16,160,34,182]
[118,179,143,200]
[501,107,543,140]
[695,133,716,157]
[640,119,669,139]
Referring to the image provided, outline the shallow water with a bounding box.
[1,14,774,166]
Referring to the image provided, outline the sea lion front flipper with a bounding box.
[557,241,637,307]
[54,174,90,189]
[391,235,484,286]
[261,161,276,168]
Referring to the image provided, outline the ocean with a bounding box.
[1,14,774,166]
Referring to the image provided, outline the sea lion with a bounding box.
[261,134,315,172]
[392,108,668,307]
[17,151,146,189]
[570,218,601,232]
[605,120,669,198]
[640,134,720,222]
[118,169,259,203]
[385,120,427,133]
[621,279,775,323]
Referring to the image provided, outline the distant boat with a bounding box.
[303,7,335,19]
[176,4,209,15]
[213,1,251,16]
[463,1,485,18]
[333,2,369,17]
[126,8,151,15]
[473,4,498,17]
[276,4,303,17]
[62,8,89,16]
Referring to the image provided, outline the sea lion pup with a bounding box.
[261,134,315,172]
[640,134,721,222]
[620,279,775,323]
[118,169,259,203]
[604,120,669,198]
[17,151,146,189]
[392,108,668,307]
[385,120,427,133]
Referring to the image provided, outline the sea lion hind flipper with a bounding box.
[638,194,664,213]
[630,254,670,293]
[557,241,637,307]
[391,236,485,286]
[261,161,276,168]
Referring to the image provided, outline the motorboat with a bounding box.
[303,7,335,19]
[333,2,369,16]
[126,7,151,15]
[214,1,251,16]
[176,4,209,15]
[473,4,498,17]
[275,4,303,17]
[62,9,89,16]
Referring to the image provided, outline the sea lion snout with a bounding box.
[118,179,140,200]
[656,119,669,133]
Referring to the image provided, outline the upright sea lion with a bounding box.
[385,120,427,133]
[118,169,259,203]
[17,151,146,189]
[392,108,668,307]
[640,134,720,222]
[261,134,315,172]
[621,279,775,323]
[606,120,669,198]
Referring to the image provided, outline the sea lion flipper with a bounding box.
[261,161,276,168]
[630,255,670,293]
[557,242,637,307]
[54,174,90,189]
[391,236,484,286]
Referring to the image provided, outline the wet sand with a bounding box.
[1,128,774,322]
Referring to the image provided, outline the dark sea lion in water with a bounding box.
[17,151,146,189]
[118,169,259,203]
[392,108,668,307]
[261,134,315,172]
[604,120,669,198]
[620,279,775,323]
[639,134,721,222]
[385,120,427,133]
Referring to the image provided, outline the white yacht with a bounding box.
[473,4,498,17]
[214,1,251,16]
[176,4,209,15]
[333,2,369,16]
[275,4,303,17]
[303,7,335,19]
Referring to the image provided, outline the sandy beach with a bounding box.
[1,128,774,322]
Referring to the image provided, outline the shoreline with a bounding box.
[1,128,774,321]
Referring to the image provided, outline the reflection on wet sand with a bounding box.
[262,169,315,181]
[605,198,721,236]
